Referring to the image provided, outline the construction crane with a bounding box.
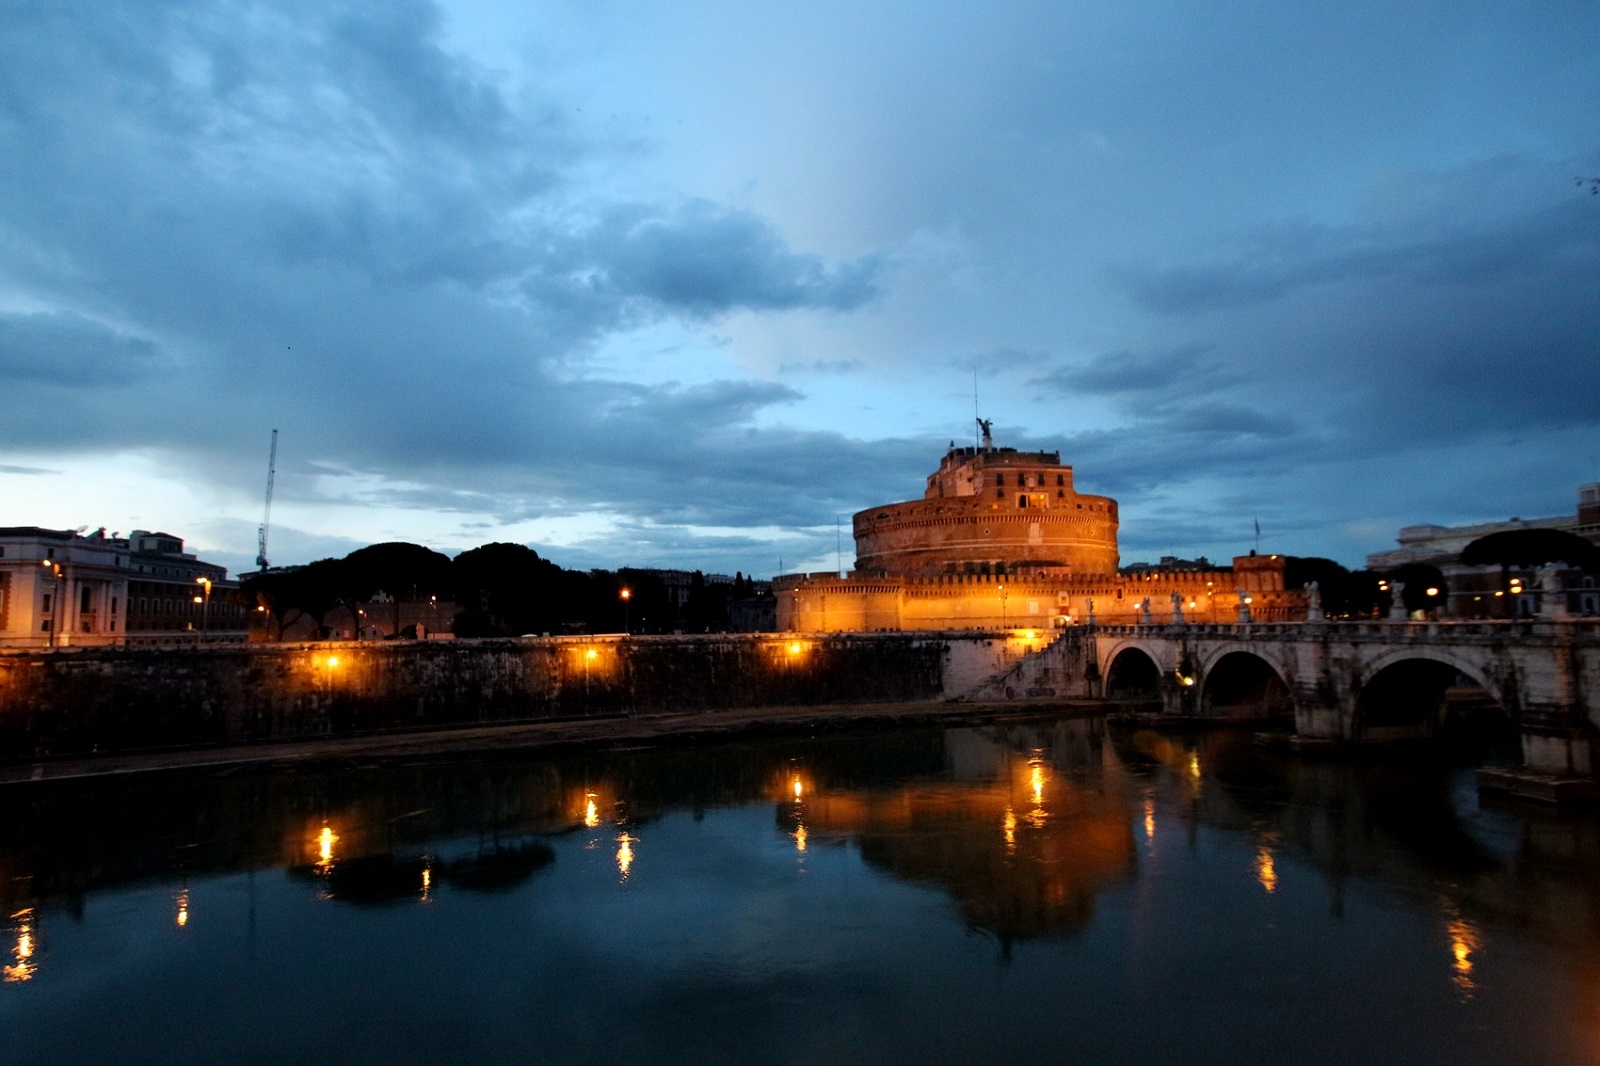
[255,428,278,571]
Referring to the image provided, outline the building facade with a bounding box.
[0,527,246,648]
[777,441,1297,633]
[1365,484,1600,618]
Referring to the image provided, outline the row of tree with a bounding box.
[241,542,764,638]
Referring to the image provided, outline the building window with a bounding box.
[1018,496,1029,508]
[81,586,92,613]
[41,593,52,613]
[111,596,118,614]
[996,489,1004,499]
[995,474,1004,486]
[1056,474,1064,486]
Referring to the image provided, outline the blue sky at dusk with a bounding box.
[2,0,1598,576]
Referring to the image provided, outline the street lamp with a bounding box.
[620,587,632,634]
[194,576,212,636]
[998,583,1008,629]
[39,559,61,648]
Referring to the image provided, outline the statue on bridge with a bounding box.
[1139,597,1153,625]
[1170,591,1186,624]
[1388,580,1409,622]
[1235,588,1252,624]
[1305,581,1324,623]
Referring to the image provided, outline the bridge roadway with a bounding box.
[971,618,1600,778]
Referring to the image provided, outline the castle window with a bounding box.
[1018,496,1028,508]
[1058,490,1064,498]
[996,489,1004,499]
[1057,474,1064,486]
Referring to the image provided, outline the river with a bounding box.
[1,714,1595,1064]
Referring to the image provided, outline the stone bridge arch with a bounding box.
[1101,640,1167,702]
[1350,646,1514,747]
[1198,648,1293,719]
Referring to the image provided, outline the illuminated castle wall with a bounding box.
[777,440,1298,632]
[854,446,1120,577]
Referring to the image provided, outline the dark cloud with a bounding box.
[1030,345,1231,399]
[1114,198,1596,317]
[0,312,166,387]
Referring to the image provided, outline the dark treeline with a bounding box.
[241,542,761,638]
[1283,556,1448,619]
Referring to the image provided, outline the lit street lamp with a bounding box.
[620,587,632,634]
[194,576,212,636]
[39,559,61,648]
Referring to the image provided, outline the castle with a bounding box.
[776,426,1297,632]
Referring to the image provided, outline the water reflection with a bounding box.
[616,833,636,881]
[1448,915,1481,999]
[4,907,36,983]
[175,887,190,927]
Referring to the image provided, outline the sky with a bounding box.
[2,0,1598,579]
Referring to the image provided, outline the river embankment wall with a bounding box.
[0,632,1051,760]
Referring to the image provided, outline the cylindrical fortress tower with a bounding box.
[853,446,1119,576]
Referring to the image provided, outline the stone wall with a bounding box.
[0,633,1006,760]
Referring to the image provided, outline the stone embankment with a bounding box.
[0,632,1074,779]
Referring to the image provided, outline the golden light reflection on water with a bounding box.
[1029,762,1046,807]
[1187,752,1201,781]
[794,823,808,853]
[1448,918,1480,998]
[616,833,636,881]
[314,825,339,873]
[175,889,190,927]
[1003,807,1017,852]
[584,793,600,829]
[1143,798,1156,841]
[793,775,805,801]
[1255,846,1277,894]
[5,908,36,983]
[420,862,433,904]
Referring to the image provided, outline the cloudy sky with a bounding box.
[2,0,1598,578]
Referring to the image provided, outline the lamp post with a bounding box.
[620,587,632,634]
[39,560,61,648]
[998,583,1008,630]
[194,577,212,636]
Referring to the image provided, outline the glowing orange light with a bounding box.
[792,775,804,801]
[1448,919,1480,998]
[1256,847,1277,894]
[794,824,808,853]
[788,642,802,655]
[326,655,339,668]
[586,648,597,661]
[1188,752,1201,780]
[5,908,36,983]
[1003,807,1017,851]
[421,864,432,902]
[316,825,339,871]
[616,833,635,881]
[175,889,190,927]
[1143,798,1156,840]
[1029,762,1046,807]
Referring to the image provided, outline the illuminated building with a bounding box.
[0,526,244,647]
[776,437,1297,631]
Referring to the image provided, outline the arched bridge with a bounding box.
[973,619,1600,777]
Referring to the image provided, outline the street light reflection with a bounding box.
[175,889,190,927]
[1448,918,1480,998]
[5,908,36,983]
[1255,846,1277,894]
[584,792,600,828]
[316,825,339,872]
[616,833,636,881]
